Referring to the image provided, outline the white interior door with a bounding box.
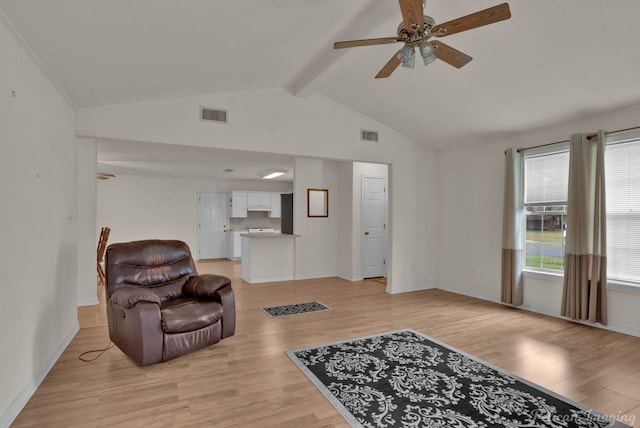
[197,191,228,259]
[362,176,387,278]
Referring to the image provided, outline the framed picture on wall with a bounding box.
[307,188,328,217]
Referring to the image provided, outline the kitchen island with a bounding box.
[240,233,300,284]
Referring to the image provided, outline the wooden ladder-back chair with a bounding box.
[96,227,111,284]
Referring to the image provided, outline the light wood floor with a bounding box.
[12,260,640,427]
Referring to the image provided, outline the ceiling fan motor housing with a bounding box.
[397,15,436,40]
[398,15,436,48]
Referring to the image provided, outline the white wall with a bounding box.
[97,174,291,255]
[77,138,97,305]
[293,158,340,279]
[387,144,439,293]
[76,89,440,294]
[436,103,640,336]
[337,162,355,280]
[0,17,80,426]
[437,143,505,298]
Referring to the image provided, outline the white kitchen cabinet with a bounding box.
[268,193,282,218]
[247,191,271,210]
[230,191,248,218]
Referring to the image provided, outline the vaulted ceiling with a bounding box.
[2,0,640,162]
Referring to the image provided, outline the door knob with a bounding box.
[364,231,370,235]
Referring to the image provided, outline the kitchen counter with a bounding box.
[240,233,300,284]
[240,232,300,239]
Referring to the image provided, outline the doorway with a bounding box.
[362,176,387,278]
[197,191,229,259]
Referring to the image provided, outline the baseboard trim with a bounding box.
[77,297,99,307]
[1,321,80,427]
[337,274,362,282]
[293,273,335,281]
[243,276,294,284]
[386,284,436,295]
[435,284,502,304]
[518,303,640,338]
[434,284,640,338]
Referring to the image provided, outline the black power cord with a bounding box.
[78,341,114,362]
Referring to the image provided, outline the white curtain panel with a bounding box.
[501,148,524,305]
[561,130,608,324]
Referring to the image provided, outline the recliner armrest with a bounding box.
[110,285,161,309]
[213,283,235,339]
[184,274,231,299]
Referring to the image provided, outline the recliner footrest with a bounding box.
[161,298,223,333]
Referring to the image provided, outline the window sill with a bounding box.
[523,269,640,295]
[608,280,640,295]
[523,269,563,281]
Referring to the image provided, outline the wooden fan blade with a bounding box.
[432,3,511,37]
[96,173,115,180]
[375,54,402,79]
[334,37,401,49]
[398,0,424,33]
[431,40,472,68]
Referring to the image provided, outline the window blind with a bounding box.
[524,152,569,204]
[606,140,640,283]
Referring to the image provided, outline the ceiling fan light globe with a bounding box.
[422,52,436,66]
[401,53,415,69]
[397,45,415,68]
[419,41,434,57]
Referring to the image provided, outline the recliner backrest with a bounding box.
[105,240,197,301]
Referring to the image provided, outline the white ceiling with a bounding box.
[3,0,640,176]
[96,139,295,181]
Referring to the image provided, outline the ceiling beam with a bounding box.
[290,0,400,98]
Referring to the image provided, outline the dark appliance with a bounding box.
[281,193,293,234]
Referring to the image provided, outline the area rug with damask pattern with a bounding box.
[287,329,631,428]
[261,301,331,318]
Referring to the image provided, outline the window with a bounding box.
[605,133,640,284]
[522,131,640,287]
[524,150,569,272]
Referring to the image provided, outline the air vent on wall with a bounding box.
[361,129,378,142]
[200,107,228,124]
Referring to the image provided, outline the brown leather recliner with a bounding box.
[104,239,235,366]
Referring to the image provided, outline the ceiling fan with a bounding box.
[333,0,511,78]
[96,173,115,180]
